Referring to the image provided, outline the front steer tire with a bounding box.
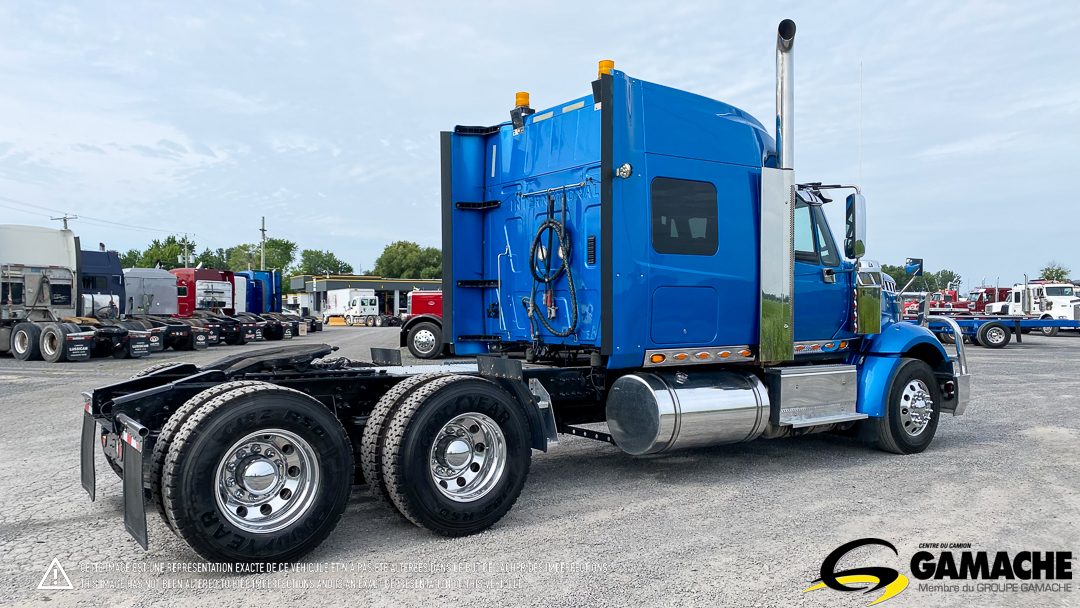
[381,376,532,536]
[875,358,942,455]
[162,383,353,563]
[407,322,443,359]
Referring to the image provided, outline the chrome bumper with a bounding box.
[928,315,970,416]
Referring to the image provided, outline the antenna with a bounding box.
[51,215,78,230]
[859,62,863,189]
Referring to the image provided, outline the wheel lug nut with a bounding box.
[251,445,261,453]
[235,489,244,498]
[226,478,236,486]
[227,462,236,471]
[264,449,274,457]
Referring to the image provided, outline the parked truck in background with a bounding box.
[322,288,378,325]
[0,225,153,362]
[82,20,973,564]
[985,281,1079,336]
[399,290,444,358]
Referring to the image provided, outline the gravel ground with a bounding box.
[0,326,1077,607]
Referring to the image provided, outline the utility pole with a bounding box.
[260,217,267,271]
[50,215,78,230]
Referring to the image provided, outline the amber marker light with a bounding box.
[650,354,665,364]
[839,341,848,348]
[598,60,614,77]
[674,353,688,361]
[515,91,530,107]
[719,351,731,358]
[739,349,752,357]
[696,352,710,359]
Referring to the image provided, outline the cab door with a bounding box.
[793,197,851,340]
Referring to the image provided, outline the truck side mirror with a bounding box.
[844,193,866,259]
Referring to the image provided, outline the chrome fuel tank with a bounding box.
[605,370,770,455]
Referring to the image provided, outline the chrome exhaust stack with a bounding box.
[758,19,797,363]
[776,19,796,169]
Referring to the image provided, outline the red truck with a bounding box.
[903,289,967,314]
[966,286,1012,314]
[398,290,443,358]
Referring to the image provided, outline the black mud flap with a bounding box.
[66,333,93,362]
[80,408,97,501]
[192,328,209,350]
[128,331,152,358]
[117,414,149,550]
[148,328,164,352]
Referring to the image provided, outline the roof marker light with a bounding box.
[598,60,614,77]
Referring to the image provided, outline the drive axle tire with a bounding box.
[162,383,353,563]
[977,321,1010,349]
[11,323,42,361]
[345,316,354,327]
[39,323,68,363]
[360,373,453,516]
[150,381,266,532]
[875,358,942,455]
[365,315,375,327]
[375,316,383,327]
[407,322,442,359]
[381,376,532,536]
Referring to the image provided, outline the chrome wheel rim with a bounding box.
[986,326,1007,344]
[215,429,320,534]
[13,330,28,354]
[42,331,59,357]
[413,329,436,354]
[429,413,506,502]
[1041,326,1055,336]
[899,379,934,437]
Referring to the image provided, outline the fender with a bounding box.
[856,321,949,418]
[398,313,443,347]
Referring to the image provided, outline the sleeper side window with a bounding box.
[651,177,719,256]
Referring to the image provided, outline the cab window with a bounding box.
[794,200,816,263]
[812,205,839,267]
[177,285,188,298]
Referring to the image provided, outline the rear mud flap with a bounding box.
[80,409,96,501]
[117,414,149,550]
[66,333,94,362]
[192,329,209,350]
[128,332,152,358]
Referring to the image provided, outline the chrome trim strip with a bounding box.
[792,338,858,355]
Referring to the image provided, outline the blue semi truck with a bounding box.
[81,20,970,563]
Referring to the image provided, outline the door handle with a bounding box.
[822,268,836,283]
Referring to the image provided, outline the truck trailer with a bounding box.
[81,21,971,564]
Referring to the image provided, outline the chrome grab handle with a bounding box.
[927,315,967,375]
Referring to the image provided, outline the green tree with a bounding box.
[132,235,196,269]
[227,238,297,273]
[369,241,441,279]
[195,247,229,270]
[298,249,353,275]
[119,249,141,268]
[1039,261,1071,283]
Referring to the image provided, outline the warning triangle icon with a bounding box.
[37,558,73,590]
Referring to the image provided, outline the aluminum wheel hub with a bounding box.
[899,379,934,437]
[215,429,320,534]
[986,326,1007,344]
[414,329,436,353]
[429,413,506,503]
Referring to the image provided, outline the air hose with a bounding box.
[525,192,578,338]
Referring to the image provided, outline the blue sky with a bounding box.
[0,1,1077,288]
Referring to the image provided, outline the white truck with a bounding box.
[322,288,379,326]
[986,281,1080,336]
[0,224,152,361]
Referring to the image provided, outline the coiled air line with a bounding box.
[524,191,578,338]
